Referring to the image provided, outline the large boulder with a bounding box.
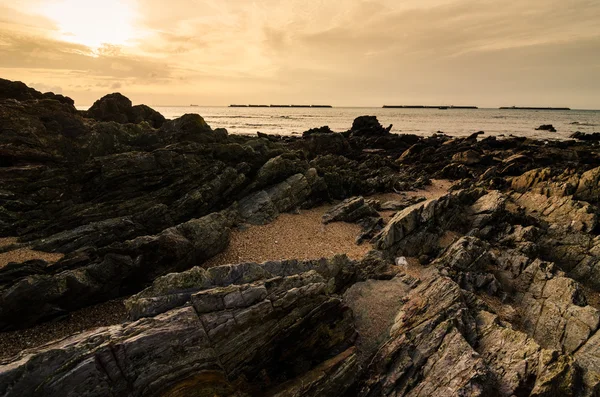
[0,78,75,107]
[349,116,391,137]
[87,93,133,124]
[536,124,557,132]
[129,104,167,128]
[159,113,226,143]
[87,93,166,127]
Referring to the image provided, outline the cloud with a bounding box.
[0,0,599,108]
[29,82,63,94]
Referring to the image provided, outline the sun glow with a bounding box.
[41,0,138,49]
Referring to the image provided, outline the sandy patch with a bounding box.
[0,247,64,269]
[344,278,411,362]
[204,205,371,268]
[0,298,126,361]
[0,237,18,249]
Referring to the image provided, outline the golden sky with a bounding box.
[1,0,599,108]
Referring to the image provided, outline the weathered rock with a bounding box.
[159,113,226,143]
[575,166,600,203]
[87,93,133,124]
[4,79,600,396]
[514,192,597,233]
[302,125,334,137]
[125,255,362,321]
[536,124,557,132]
[349,116,390,137]
[452,149,482,165]
[0,78,75,107]
[0,258,360,397]
[87,93,166,128]
[379,196,426,211]
[0,210,235,330]
[304,132,351,156]
[129,104,166,128]
[570,131,600,141]
[238,171,314,225]
[322,196,379,224]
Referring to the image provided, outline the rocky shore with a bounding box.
[2,78,600,396]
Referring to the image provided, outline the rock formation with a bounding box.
[2,79,600,396]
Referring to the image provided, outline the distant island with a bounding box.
[499,106,571,111]
[383,105,478,109]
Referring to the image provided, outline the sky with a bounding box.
[0,0,599,108]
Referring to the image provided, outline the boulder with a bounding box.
[570,131,600,141]
[536,124,557,132]
[349,116,390,136]
[129,104,166,128]
[0,78,75,107]
[304,132,351,155]
[87,93,166,127]
[452,150,482,165]
[575,166,600,203]
[302,125,334,137]
[87,93,132,124]
[322,197,379,224]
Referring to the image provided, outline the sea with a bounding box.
[80,106,600,140]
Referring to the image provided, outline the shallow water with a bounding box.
[79,106,600,139]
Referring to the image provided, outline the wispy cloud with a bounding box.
[0,0,599,107]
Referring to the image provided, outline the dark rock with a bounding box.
[303,125,334,137]
[87,93,132,123]
[322,197,379,224]
[356,216,384,244]
[129,104,166,128]
[4,79,600,396]
[452,150,482,165]
[570,131,600,141]
[536,124,557,132]
[0,78,75,107]
[438,163,474,180]
[87,93,166,127]
[303,132,351,156]
[159,113,226,143]
[379,196,426,211]
[349,116,389,136]
[0,210,235,330]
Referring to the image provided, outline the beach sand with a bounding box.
[204,205,372,268]
[0,237,64,269]
[0,299,127,361]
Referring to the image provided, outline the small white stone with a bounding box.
[395,257,409,266]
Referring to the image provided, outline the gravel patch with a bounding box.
[0,247,64,269]
[204,205,371,268]
[0,298,127,362]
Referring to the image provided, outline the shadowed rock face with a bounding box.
[0,78,75,107]
[87,93,166,128]
[3,80,600,396]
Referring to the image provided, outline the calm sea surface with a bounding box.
[80,106,600,140]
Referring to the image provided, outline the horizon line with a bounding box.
[74,104,600,111]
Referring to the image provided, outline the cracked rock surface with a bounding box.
[2,80,600,396]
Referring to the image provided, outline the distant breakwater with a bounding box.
[230,104,333,108]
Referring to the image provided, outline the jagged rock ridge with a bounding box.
[2,80,600,396]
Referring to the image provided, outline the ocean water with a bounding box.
[81,106,600,139]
